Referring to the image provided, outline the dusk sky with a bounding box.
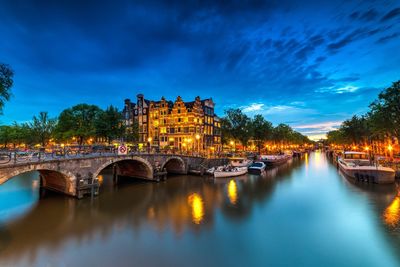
[0,0,399,140]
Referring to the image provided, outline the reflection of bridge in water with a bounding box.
[0,158,303,263]
[0,153,227,198]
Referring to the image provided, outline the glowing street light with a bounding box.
[388,145,393,151]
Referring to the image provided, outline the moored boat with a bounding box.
[214,166,248,178]
[337,151,395,184]
[248,162,266,174]
[260,154,292,167]
[229,157,253,167]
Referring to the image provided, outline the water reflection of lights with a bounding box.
[97,175,104,185]
[314,151,321,164]
[188,193,204,225]
[383,196,400,227]
[304,153,309,172]
[228,180,238,205]
[32,180,39,189]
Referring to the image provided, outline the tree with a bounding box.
[341,115,370,146]
[95,105,125,144]
[55,104,102,145]
[220,117,233,145]
[326,129,347,145]
[272,124,293,145]
[223,109,252,150]
[251,114,273,153]
[0,125,13,148]
[369,80,400,141]
[0,63,13,114]
[30,112,57,146]
[124,121,139,143]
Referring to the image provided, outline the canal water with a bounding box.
[0,151,399,267]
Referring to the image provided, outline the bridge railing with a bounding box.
[0,147,225,166]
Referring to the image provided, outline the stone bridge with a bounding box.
[0,153,228,198]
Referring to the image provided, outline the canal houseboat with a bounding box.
[337,151,395,184]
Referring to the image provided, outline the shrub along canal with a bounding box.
[0,151,399,267]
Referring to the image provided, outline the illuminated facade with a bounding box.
[123,94,222,152]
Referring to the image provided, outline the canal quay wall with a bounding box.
[0,154,229,199]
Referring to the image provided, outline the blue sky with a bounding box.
[0,0,399,140]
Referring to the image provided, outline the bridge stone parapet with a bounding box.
[0,154,228,198]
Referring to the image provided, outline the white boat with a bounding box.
[214,167,248,178]
[337,151,395,184]
[206,166,224,175]
[260,154,291,167]
[230,157,253,167]
[248,162,266,174]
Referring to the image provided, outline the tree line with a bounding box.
[0,104,131,148]
[221,108,311,152]
[326,80,400,152]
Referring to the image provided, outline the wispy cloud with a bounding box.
[242,103,264,112]
[294,121,342,131]
[293,121,342,139]
[316,85,359,94]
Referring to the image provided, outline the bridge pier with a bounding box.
[75,173,100,199]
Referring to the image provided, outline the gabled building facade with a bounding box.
[123,94,222,153]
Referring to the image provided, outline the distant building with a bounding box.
[122,94,222,152]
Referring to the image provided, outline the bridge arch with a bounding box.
[161,156,187,174]
[93,156,154,181]
[0,167,76,196]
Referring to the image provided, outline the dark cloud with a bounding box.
[349,8,379,21]
[376,32,400,44]
[327,26,385,51]
[381,7,400,21]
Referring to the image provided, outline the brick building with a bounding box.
[123,94,222,152]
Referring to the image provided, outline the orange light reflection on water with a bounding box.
[97,175,104,185]
[228,180,238,205]
[383,196,400,227]
[188,193,204,225]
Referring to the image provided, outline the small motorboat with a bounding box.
[248,162,266,174]
[230,157,253,167]
[214,166,248,178]
[338,151,395,184]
